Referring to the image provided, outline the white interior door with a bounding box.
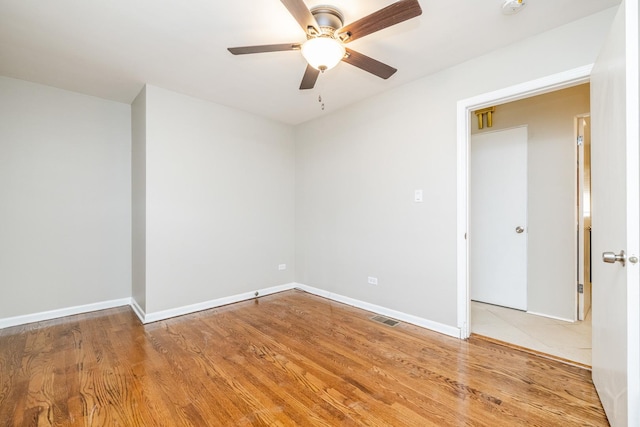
[470,126,527,310]
[590,1,639,426]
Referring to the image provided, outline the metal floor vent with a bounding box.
[371,315,399,327]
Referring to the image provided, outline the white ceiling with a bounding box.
[0,0,620,125]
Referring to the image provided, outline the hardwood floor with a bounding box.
[0,290,608,426]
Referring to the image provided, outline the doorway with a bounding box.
[469,87,591,365]
[457,70,593,365]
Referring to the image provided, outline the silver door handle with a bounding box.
[515,226,524,234]
[602,250,625,266]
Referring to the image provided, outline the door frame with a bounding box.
[456,65,592,339]
[575,113,591,321]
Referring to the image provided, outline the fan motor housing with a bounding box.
[310,6,344,36]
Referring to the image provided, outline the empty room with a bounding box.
[1,0,638,425]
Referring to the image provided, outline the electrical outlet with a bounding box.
[414,189,423,203]
[278,264,286,271]
[367,276,378,285]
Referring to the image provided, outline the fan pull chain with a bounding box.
[317,71,327,111]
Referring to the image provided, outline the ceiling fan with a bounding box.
[227,0,423,90]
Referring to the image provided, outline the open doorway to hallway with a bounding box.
[468,84,592,367]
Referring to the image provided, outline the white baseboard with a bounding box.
[294,283,462,339]
[526,310,574,323]
[138,283,297,324]
[0,297,132,329]
[130,298,146,323]
[1,284,463,340]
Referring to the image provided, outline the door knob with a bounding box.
[515,226,524,234]
[602,250,625,266]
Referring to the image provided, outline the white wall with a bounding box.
[0,76,131,319]
[472,84,590,320]
[138,85,295,314]
[294,8,616,328]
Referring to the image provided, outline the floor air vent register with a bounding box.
[370,315,399,327]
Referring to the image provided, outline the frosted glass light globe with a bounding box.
[301,37,345,71]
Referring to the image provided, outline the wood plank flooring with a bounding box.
[0,290,608,426]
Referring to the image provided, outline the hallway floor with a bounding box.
[471,301,592,366]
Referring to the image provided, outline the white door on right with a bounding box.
[590,1,639,426]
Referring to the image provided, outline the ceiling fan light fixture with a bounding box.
[227,0,422,90]
[301,36,345,71]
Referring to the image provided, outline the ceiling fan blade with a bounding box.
[339,0,422,43]
[300,64,320,90]
[342,48,397,79]
[228,43,301,55]
[281,0,319,34]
